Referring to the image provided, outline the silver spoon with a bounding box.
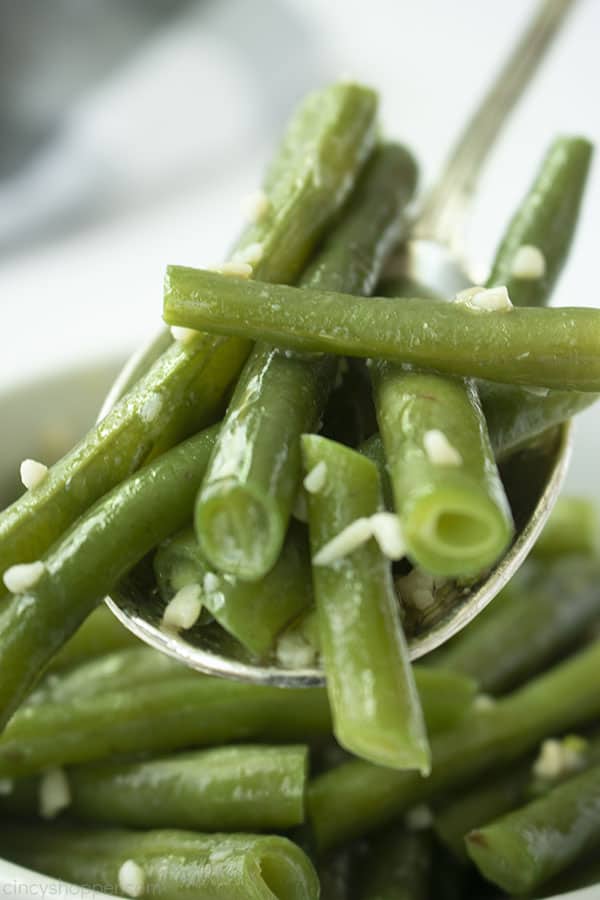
[100,0,576,687]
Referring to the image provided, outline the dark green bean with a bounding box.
[430,555,600,694]
[164,267,600,391]
[154,523,312,657]
[47,604,141,673]
[0,745,308,832]
[302,434,429,772]
[0,667,472,778]
[356,827,431,900]
[486,136,593,308]
[0,825,319,900]
[466,762,600,895]
[0,425,218,728]
[195,144,417,580]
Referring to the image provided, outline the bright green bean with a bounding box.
[356,828,431,900]
[532,495,598,559]
[371,367,512,576]
[302,434,429,773]
[308,636,600,850]
[486,136,593,308]
[0,425,218,729]
[164,267,600,391]
[154,523,312,657]
[0,80,377,600]
[196,144,416,580]
[466,762,600,895]
[0,825,319,900]
[430,555,600,694]
[0,667,470,778]
[0,745,308,831]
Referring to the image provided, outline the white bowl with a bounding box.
[0,358,598,900]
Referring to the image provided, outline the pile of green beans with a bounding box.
[1,79,599,899]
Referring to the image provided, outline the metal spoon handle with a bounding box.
[414,0,576,252]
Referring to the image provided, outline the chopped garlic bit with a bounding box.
[118,860,146,899]
[397,568,446,613]
[423,429,462,467]
[162,584,203,631]
[533,736,587,780]
[292,490,308,523]
[511,244,546,280]
[203,572,220,593]
[303,461,327,494]
[213,261,253,279]
[39,767,71,819]
[139,393,162,424]
[170,325,198,344]
[241,189,269,224]
[313,517,373,566]
[3,560,45,594]
[0,778,13,796]
[370,512,405,560]
[455,284,513,313]
[20,458,48,491]
[405,804,433,830]
[276,629,317,669]
[473,694,496,712]
[235,242,264,266]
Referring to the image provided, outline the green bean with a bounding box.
[47,604,141,673]
[0,825,319,900]
[356,827,431,900]
[28,646,185,707]
[0,425,218,729]
[0,745,308,831]
[0,81,377,601]
[532,495,598,559]
[195,144,417,580]
[486,137,593,308]
[0,667,470,778]
[436,731,600,861]
[164,267,600,391]
[466,762,600,895]
[371,367,512,576]
[308,635,600,850]
[478,380,598,459]
[430,555,600,694]
[154,523,312,657]
[317,848,354,900]
[302,435,429,773]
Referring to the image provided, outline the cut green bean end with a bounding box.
[403,482,513,577]
[196,480,284,580]
[465,826,537,895]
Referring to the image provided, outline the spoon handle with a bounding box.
[415,0,576,251]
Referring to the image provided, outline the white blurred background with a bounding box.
[0,0,598,489]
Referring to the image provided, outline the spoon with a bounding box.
[99,0,576,687]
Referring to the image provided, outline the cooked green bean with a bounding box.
[317,848,353,900]
[466,762,600,895]
[356,827,431,900]
[0,80,377,600]
[371,367,512,576]
[308,636,600,850]
[0,667,470,778]
[302,434,429,772]
[28,646,185,707]
[0,745,308,831]
[155,522,312,657]
[164,267,600,390]
[0,425,218,729]
[532,495,598,559]
[430,555,600,694]
[47,604,140,673]
[195,144,417,580]
[486,136,593,308]
[0,825,319,900]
